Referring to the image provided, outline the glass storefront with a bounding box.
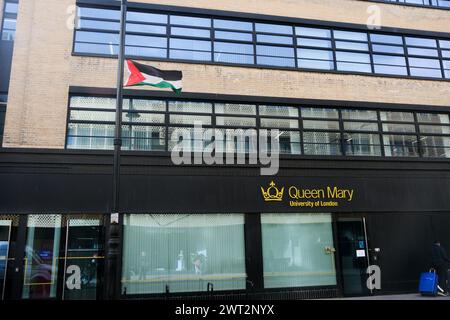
[121,214,247,295]
[261,213,337,288]
[19,214,105,300]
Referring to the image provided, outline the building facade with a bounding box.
[0,0,449,300]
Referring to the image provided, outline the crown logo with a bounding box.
[261,181,284,202]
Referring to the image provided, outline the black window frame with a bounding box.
[72,1,450,82]
[65,91,450,160]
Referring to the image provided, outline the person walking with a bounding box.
[431,240,450,295]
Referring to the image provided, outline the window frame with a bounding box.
[72,2,450,82]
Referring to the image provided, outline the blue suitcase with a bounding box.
[419,269,438,296]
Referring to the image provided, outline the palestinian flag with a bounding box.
[124,60,183,93]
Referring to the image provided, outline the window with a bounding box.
[342,109,382,156]
[261,213,337,288]
[73,5,450,81]
[1,1,18,41]
[121,214,246,295]
[66,96,450,159]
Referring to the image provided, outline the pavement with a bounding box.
[326,293,450,300]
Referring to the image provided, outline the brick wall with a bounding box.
[2,0,450,148]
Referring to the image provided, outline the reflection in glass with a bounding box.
[122,214,246,294]
[303,131,342,155]
[261,213,336,288]
[344,133,382,156]
[22,215,61,299]
[63,217,104,300]
[383,135,419,157]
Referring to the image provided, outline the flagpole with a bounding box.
[105,0,127,300]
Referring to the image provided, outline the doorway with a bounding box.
[336,215,372,296]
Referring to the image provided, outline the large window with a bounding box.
[121,214,246,295]
[66,95,450,158]
[261,213,337,288]
[73,5,450,80]
[1,1,18,41]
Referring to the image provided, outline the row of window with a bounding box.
[374,0,450,9]
[66,96,450,158]
[122,213,336,294]
[73,5,450,80]
[0,212,336,297]
[1,0,17,41]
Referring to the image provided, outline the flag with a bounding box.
[124,60,183,93]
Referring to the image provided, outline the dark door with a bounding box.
[337,216,371,296]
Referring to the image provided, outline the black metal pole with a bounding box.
[105,0,127,300]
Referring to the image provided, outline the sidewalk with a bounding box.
[326,293,450,300]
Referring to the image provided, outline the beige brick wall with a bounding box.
[3,0,450,149]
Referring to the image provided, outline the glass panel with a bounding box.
[170,38,211,52]
[171,16,211,28]
[261,213,336,288]
[5,2,18,14]
[170,114,211,125]
[126,34,167,48]
[131,100,166,112]
[168,127,213,152]
[169,101,212,113]
[216,116,256,127]
[127,11,167,24]
[122,126,166,151]
[372,44,405,54]
[303,120,340,130]
[341,109,378,121]
[295,27,331,39]
[0,218,13,300]
[260,130,301,155]
[22,215,62,299]
[70,96,119,110]
[257,34,293,45]
[123,113,165,124]
[333,30,367,41]
[370,34,403,45]
[259,105,299,117]
[407,48,438,57]
[79,19,119,31]
[255,23,292,35]
[344,133,382,156]
[383,135,419,157]
[215,31,252,42]
[260,118,299,129]
[382,123,416,133]
[303,132,342,155]
[78,7,120,20]
[417,113,449,124]
[171,27,210,38]
[121,214,246,294]
[70,110,115,122]
[170,50,211,61]
[409,68,442,78]
[335,41,369,51]
[419,125,450,134]
[420,136,450,158]
[126,23,166,34]
[297,38,332,48]
[215,103,256,115]
[213,19,253,31]
[380,111,414,122]
[63,216,104,300]
[214,42,254,55]
[344,121,378,132]
[301,107,338,119]
[405,37,437,48]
